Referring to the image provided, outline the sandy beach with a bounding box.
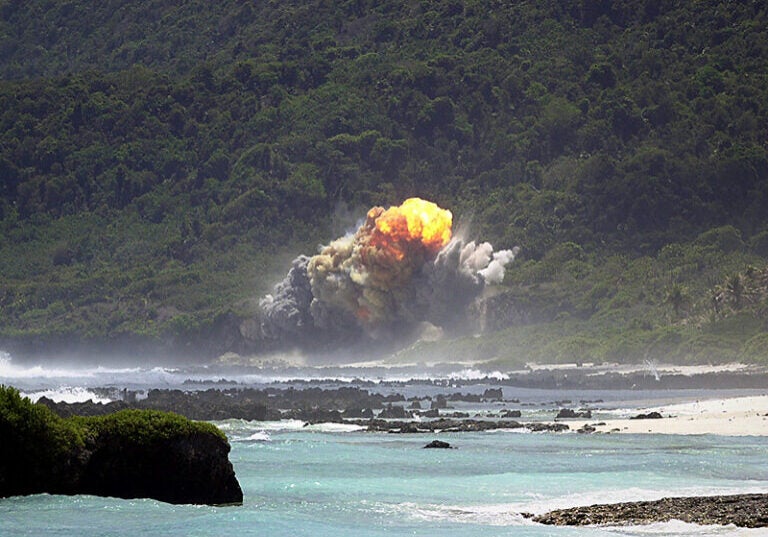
[570,395,768,436]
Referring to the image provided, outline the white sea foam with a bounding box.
[447,368,509,381]
[608,520,767,536]
[374,501,533,526]
[22,386,112,404]
[216,419,366,435]
[300,422,367,433]
[0,349,511,387]
[234,431,272,442]
[0,351,94,379]
[0,351,182,387]
[253,419,307,431]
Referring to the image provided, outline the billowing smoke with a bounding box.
[259,198,518,349]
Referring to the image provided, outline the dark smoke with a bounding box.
[258,236,519,350]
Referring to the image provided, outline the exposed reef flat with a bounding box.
[530,493,768,528]
[39,387,570,433]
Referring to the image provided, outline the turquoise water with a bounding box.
[2,422,767,536]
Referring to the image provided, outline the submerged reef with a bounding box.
[0,386,242,505]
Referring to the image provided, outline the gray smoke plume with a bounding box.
[258,200,518,349]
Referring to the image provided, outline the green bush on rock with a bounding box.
[0,386,242,505]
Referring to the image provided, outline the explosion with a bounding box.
[260,197,518,348]
[370,197,453,259]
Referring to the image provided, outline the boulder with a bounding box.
[431,395,448,409]
[378,404,413,419]
[423,440,452,449]
[630,411,663,420]
[527,422,570,433]
[343,407,374,419]
[555,408,592,419]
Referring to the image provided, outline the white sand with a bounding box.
[568,395,768,436]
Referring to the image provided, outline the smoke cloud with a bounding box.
[259,198,518,350]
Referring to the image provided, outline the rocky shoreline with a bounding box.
[32,368,768,436]
[38,386,579,433]
[529,493,768,528]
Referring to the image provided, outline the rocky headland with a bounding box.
[0,386,242,505]
[530,493,768,528]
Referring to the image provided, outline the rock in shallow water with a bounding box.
[423,440,452,449]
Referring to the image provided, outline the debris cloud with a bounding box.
[260,198,518,349]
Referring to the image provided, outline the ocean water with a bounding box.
[2,423,767,536]
[2,353,768,536]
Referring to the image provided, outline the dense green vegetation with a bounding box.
[398,230,768,367]
[1,0,767,363]
[0,385,225,497]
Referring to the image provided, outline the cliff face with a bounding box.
[0,388,243,506]
[79,429,243,505]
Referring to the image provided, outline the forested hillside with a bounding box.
[1,0,768,363]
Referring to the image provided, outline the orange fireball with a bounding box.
[369,197,453,260]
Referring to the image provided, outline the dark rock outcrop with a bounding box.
[360,418,569,434]
[526,422,570,432]
[1,388,242,506]
[431,394,448,409]
[482,388,503,400]
[378,404,413,419]
[630,411,663,420]
[531,493,768,528]
[556,408,592,419]
[80,424,243,505]
[343,407,374,419]
[424,440,452,449]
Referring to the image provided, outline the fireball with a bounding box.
[369,197,453,261]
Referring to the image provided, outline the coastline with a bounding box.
[567,394,768,436]
[6,354,768,436]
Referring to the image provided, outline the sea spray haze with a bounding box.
[259,198,518,352]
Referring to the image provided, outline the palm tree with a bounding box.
[726,274,744,310]
[664,283,687,318]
